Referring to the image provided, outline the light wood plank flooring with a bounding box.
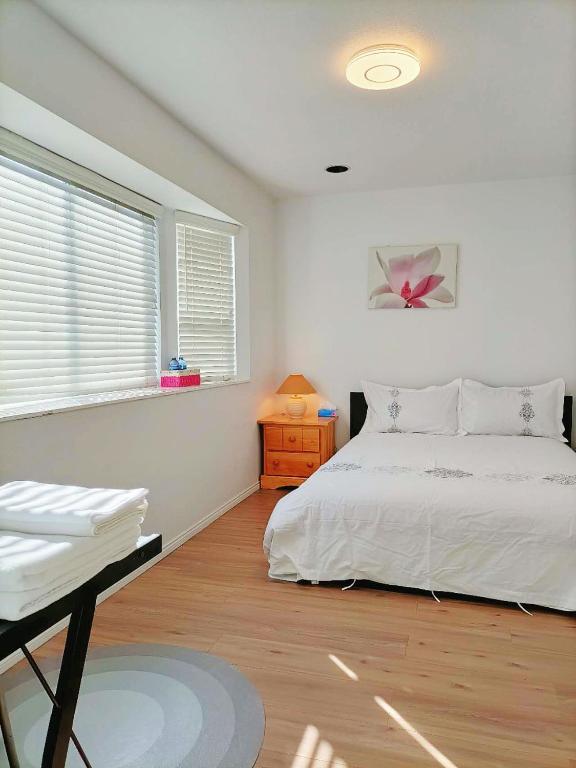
[36,489,576,767]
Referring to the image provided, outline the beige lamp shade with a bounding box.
[277,374,316,418]
[276,374,316,396]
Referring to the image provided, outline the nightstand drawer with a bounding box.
[282,427,302,451]
[266,451,321,477]
[264,426,283,451]
[302,427,320,452]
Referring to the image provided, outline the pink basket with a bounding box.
[161,372,201,388]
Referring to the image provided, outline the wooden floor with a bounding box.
[37,489,576,768]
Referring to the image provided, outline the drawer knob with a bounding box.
[272,459,279,466]
[288,436,296,443]
[306,461,314,468]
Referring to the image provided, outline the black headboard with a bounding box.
[350,391,573,444]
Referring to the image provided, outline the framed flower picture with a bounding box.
[368,244,458,309]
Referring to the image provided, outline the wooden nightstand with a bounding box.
[258,414,337,489]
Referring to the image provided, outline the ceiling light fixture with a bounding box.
[346,44,420,90]
[326,165,349,173]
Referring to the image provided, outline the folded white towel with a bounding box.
[0,522,141,592]
[0,481,148,536]
[0,535,143,621]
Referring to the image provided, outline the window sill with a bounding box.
[0,379,251,424]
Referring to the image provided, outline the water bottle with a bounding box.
[169,357,180,371]
[178,356,188,370]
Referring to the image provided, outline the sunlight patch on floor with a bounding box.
[374,695,459,768]
[290,724,349,768]
[328,654,359,681]
[325,651,459,767]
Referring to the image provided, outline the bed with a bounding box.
[263,393,576,611]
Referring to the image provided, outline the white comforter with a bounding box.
[263,433,576,610]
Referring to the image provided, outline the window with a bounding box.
[0,132,160,409]
[176,213,239,382]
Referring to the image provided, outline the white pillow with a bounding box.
[361,379,460,435]
[460,379,566,440]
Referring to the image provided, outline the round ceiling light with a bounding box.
[346,44,420,90]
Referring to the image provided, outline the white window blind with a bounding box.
[0,151,160,408]
[176,215,238,382]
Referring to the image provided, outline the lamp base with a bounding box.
[286,395,306,419]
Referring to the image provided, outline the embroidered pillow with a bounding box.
[460,379,566,441]
[361,380,460,435]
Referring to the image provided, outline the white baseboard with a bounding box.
[0,481,260,674]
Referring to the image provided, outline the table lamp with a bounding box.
[277,373,316,418]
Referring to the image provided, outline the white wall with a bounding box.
[0,1,278,543]
[277,176,576,445]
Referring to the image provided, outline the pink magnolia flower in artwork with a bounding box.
[370,246,454,308]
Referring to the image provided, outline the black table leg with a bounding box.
[41,590,97,768]
[21,646,92,768]
[0,685,20,768]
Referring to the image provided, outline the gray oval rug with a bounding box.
[0,644,265,768]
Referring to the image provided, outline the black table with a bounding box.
[0,534,162,768]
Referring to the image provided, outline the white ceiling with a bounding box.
[35,0,576,198]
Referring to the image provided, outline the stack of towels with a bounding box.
[0,481,148,621]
